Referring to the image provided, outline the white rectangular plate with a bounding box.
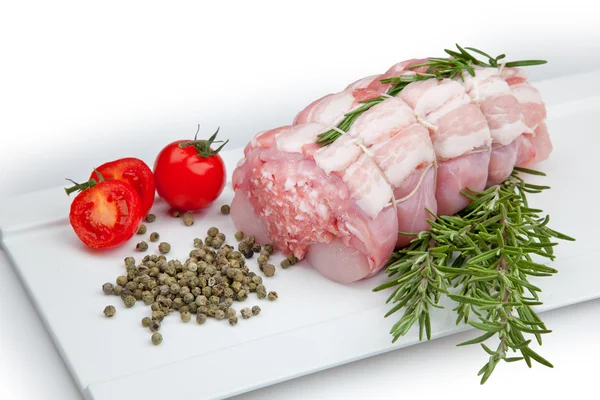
[1,72,599,400]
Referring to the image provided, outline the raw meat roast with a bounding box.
[231,61,550,283]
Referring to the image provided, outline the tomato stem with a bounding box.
[179,127,229,158]
[64,178,97,196]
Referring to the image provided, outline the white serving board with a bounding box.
[1,72,600,400]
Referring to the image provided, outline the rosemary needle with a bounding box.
[373,168,574,384]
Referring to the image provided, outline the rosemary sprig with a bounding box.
[373,168,574,383]
[316,44,547,146]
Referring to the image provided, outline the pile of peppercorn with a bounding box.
[101,224,279,345]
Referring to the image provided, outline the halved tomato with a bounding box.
[89,158,155,216]
[68,179,143,249]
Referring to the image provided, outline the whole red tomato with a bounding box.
[89,157,155,216]
[66,176,143,249]
[153,129,228,211]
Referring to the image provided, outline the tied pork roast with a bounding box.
[231,60,551,283]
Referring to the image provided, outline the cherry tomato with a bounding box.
[153,129,228,211]
[89,157,155,216]
[67,178,143,249]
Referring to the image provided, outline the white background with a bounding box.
[1,1,599,399]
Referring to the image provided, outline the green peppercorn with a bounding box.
[158,242,171,254]
[123,295,136,308]
[137,224,147,235]
[243,249,254,259]
[183,292,194,304]
[209,295,220,306]
[248,282,257,292]
[205,236,213,247]
[264,244,273,254]
[124,256,136,267]
[240,308,252,319]
[287,254,298,265]
[256,285,267,299]
[102,282,114,295]
[187,262,198,272]
[202,286,212,297]
[179,305,190,314]
[190,239,202,250]
[226,308,237,318]
[125,281,137,292]
[151,332,163,345]
[171,209,181,218]
[212,237,224,249]
[231,281,242,293]
[138,317,151,328]
[116,276,128,287]
[268,291,278,301]
[103,305,116,317]
[182,212,194,226]
[196,313,207,324]
[149,232,160,242]
[144,214,155,223]
[223,287,234,298]
[141,292,154,305]
[172,298,184,310]
[207,305,217,317]
[222,298,233,308]
[215,310,226,320]
[180,311,191,323]
[195,295,208,307]
[262,264,275,277]
[134,241,147,252]
[251,276,263,285]
[113,285,123,296]
[228,316,238,326]
[236,290,248,302]
[170,283,181,294]
[150,320,161,332]
[252,243,261,253]
[252,305,261,316]
[197,305,209,315]
[220,204,230,215]
[152,310,165,322]
[257,255,268,266]
[207,227,219,237]
[280,259,291,269]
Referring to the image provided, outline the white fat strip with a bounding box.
[472,78,513,102]
[490,119,531,146]
[511,82,543,104]
[275,123,326,154]
[306,92,356,126]
[372,136,436,187]
[425,93,471,124]
[342,154,394,219]
[434,126,492,159]
[314,134,362,174]
[347,97,415,146]
[411,80,465,117]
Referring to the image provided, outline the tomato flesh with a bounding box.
[69,180,143,249]
[153,140,226,211]
[90,157,155,216]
